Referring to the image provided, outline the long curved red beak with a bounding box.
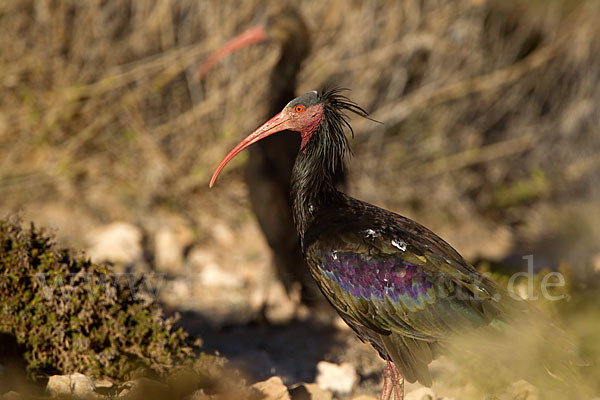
[209,111,291,187]
[198,26,267,80]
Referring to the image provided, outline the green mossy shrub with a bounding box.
[0,218,205,381]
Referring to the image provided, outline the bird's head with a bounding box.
[197,7,309,81]
[209,90,324,187]
[209,88,370,188]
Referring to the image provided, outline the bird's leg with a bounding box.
[391,363,404,400]
[384,360,404,400]
[380,363,393,400]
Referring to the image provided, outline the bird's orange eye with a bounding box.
[294,105,305,113]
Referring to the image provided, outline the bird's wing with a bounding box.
[304,220,525,385]
[306,227,510,341]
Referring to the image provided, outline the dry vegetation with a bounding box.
[1,0,599,259]
[0,218,212,379]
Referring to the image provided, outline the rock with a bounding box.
[94,378,113,388]
[212,222,234,245]
[47,375,70,397]
[187,247,217,271]
[164,278,192,302]
[46,373,95,398]
[199,262,244,289]
[154,227,183,273]
[289,382,332,400]
[70,373,96,397]
[252,376,290,400]
[315,361,357,396]
[406,387,436,400]
[153,216,194,274]
[189,246,245,290]
[87,222,143,264]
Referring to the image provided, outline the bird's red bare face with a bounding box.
[209,91,324,187]
[286,96,324,150]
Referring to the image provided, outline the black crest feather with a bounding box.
[309,87,373,175]
[320,87,373,140]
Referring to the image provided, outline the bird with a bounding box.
[209,89,582,399]
[199,8,337,304]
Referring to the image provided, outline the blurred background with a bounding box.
[1,0,600,398]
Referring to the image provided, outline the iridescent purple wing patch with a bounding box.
[315,250,435,310]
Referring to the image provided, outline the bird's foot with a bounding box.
[380,361,404,400]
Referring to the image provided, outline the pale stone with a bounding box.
[70,373,96,397]
[252,376,290,400]
[212,222,234,245]
[155,227,182,273]
[87,222,143,264]
[94,378,113,388]
[167,278,192,301]
[46,375,71,396]
[153,217,194,273]
[315,361,357,396]
[46,373,95,398]
[199,262,244,288]
[187,248,217,271]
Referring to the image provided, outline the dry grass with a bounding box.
[1,0,599,258]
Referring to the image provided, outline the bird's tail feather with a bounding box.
[380,333,437,387]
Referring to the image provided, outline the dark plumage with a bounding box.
[287,90,511,389]
[210,89,581,400]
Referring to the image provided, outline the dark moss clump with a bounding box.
[0,217,206,381]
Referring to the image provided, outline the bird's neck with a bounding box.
[291,124,348,247]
